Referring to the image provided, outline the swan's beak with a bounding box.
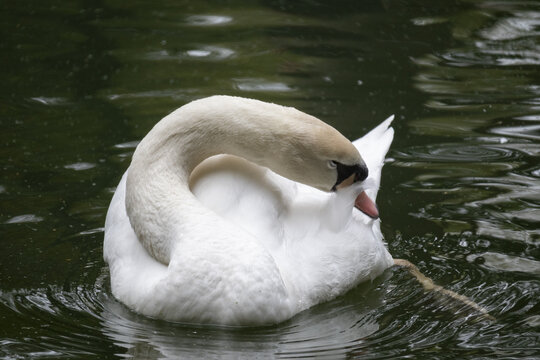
[332,162,379,219]
[355,191,379,219]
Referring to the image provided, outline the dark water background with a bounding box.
[1,0,539,358]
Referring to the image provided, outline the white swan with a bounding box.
[104,96,395,326]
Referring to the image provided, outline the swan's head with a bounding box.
[273,111,368,193]
[300,137,368,193]
[274,115,379,218]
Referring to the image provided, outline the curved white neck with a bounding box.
[125,96,327,264]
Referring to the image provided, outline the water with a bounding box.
[1,0,539,358]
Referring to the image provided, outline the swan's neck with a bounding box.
[125,96,316,264]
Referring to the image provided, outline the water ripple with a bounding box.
[234,78,295,92]
[4,214,44,224]
[114,140,139,149]
[3,268,529,359]
[106,88,194,101]
[64,162,96,171]
[184,15,233,26]
[2,0,540,358]
[491,124,540,141]
[395,143,518,163]
[0,280,111,358]
[439,45,540,67]
[30,97,69,106]
[467,252,540,275]
[479,11,540,41]
[145,46,235,61]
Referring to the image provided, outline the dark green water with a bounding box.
[1,0,539,358]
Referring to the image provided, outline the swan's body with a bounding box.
[104,96,395,326]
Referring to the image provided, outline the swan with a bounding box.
[104,95,396,326]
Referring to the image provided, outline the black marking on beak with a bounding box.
[332,162,369,191]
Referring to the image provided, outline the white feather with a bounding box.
[104,97,395,326]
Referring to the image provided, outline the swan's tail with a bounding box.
[352,115,394,201]
[394,259,495,321]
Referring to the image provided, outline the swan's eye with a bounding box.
[328,160,338,169]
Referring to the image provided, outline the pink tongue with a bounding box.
[355,191,379,219]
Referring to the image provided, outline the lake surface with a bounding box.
[1,0,539,358]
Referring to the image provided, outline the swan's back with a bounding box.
[190,115,395,310]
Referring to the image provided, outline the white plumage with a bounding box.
[104,96,395,326]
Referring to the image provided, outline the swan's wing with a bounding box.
[353,115,394,201]
[191,155,296,247]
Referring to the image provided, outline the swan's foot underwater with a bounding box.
[393,259,495,321]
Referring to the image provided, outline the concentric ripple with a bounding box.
[394,143,519,163]
[2,0,540,358]
[2,259,537,359]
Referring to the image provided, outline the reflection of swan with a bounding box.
[99,280,386,360]
[104,96,394,326]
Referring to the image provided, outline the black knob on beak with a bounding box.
[354,163,369,182]
[333,162,369,190]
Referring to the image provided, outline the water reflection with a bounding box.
[4,214,44,224]
[0,273,387,359]
[403,0,540,252]
[432,6,540,67]
[106,89,194,101]
[145,46,235,61]
[477,9,540,66]
[396,143,520,163]
[184,15,233,27]
[101,295,381,359]
[467,252,540,274]
[65,162,97,171]
[1,269,507,359]
[30,97,69,106]
[491,124,540,141]
[1,0,540,358]
[392,5,540,355]
[234,78,295,92]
